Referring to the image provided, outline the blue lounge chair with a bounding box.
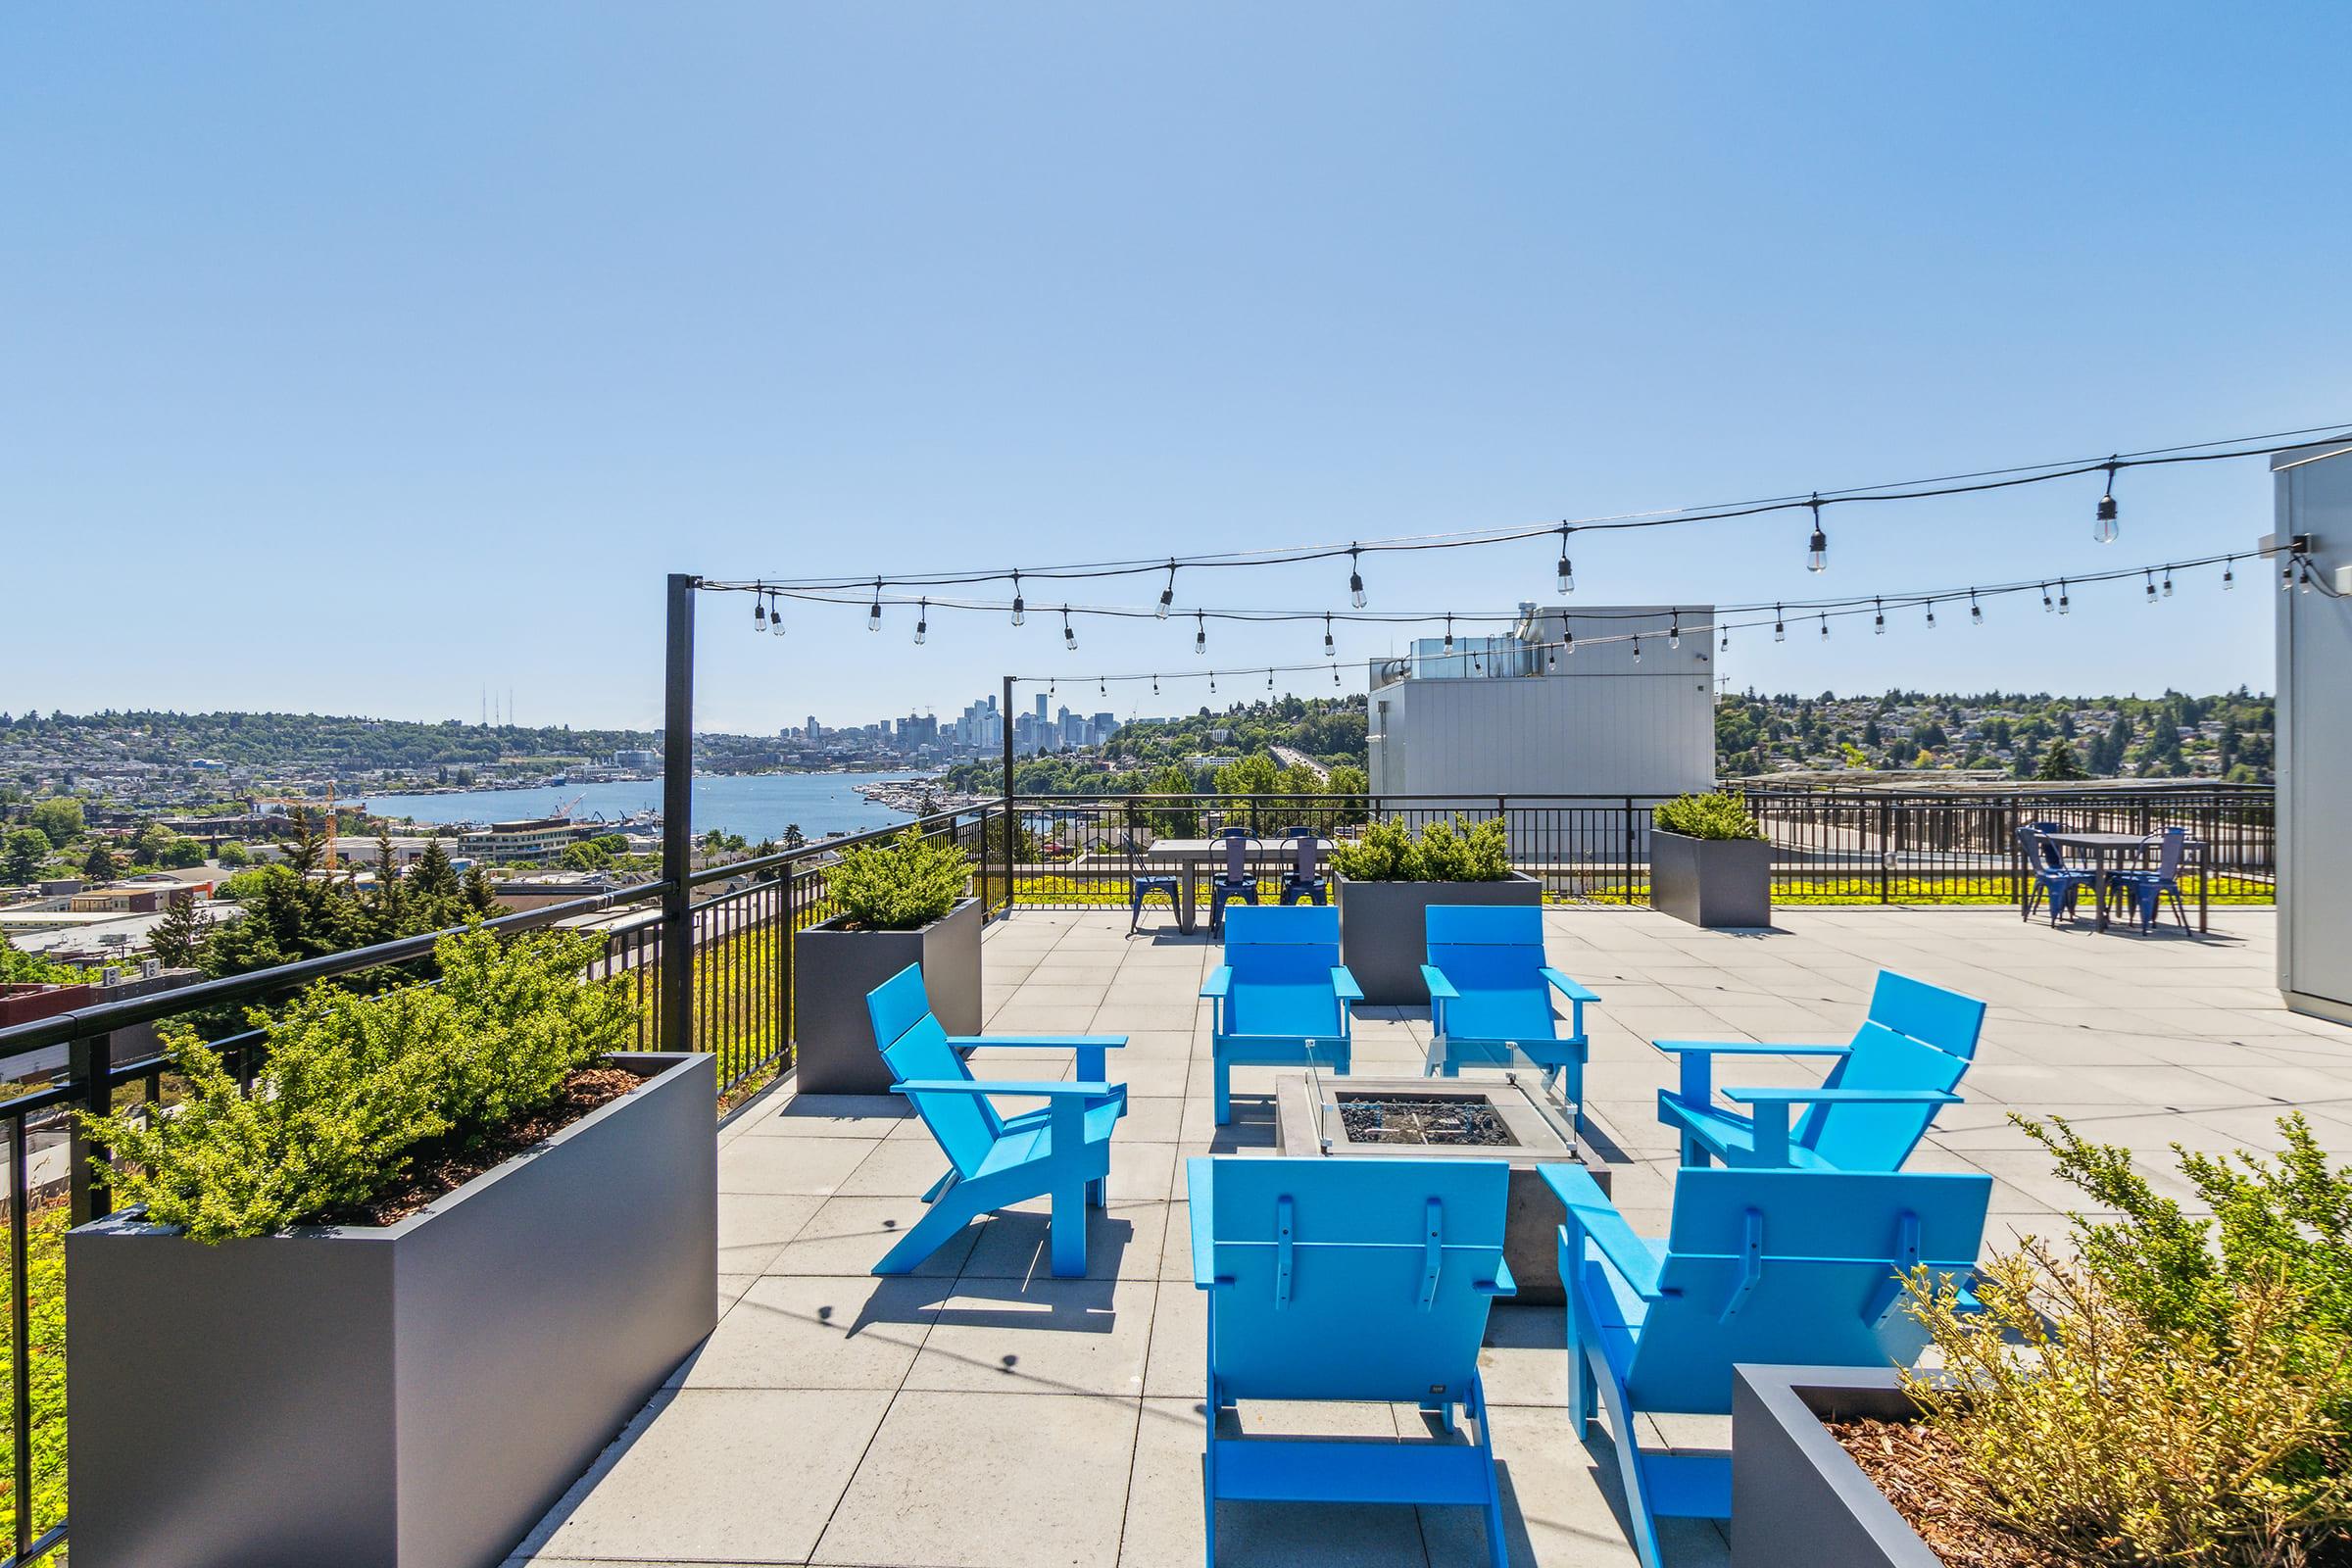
[1545,1162,1991,1568]
[1276,825,1328,906]
[2016,822,2093,925]
[1419,905,1597,1131]
[1201,906,1360,1125]
[1207,827,1258,934]
[1190,1154,1516,1568]
[1653,970,1984,1170]
[865,963,1127,1277]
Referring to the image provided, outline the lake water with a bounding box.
[361,771,918,843]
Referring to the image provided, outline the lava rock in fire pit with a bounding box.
[1337,1095,1514,1147]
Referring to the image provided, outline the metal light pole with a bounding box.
[662,574,698,1052]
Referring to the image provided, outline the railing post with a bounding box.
[1624,797,1637,905]
[1001,675,1016,916]
[69,1032,114,1226]
[661,573,697,1056]
[1879,797,1894,904]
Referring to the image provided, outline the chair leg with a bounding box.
[1212,1055,1232,1125]
[872,1189,981,1275]
[1469,1378,1509,1568]
[1050,1179,1088,1276]
[1590,1347,1667,1568]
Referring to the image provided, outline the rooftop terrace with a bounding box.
[502,903,2342,1568]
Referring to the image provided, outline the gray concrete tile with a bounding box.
[718,1133,880,1196]
[767,1195,980,1278]
[905,1274,1154,1396]
[672,1273,939,1391]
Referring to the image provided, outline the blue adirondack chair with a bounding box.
[1190,1154,1516,1568]
[1200,906,1360,1125]
[1653,970,1984,1171]
[1544,1161,1991,1568]
[1419,905,1598,1130]
[865,963,1128,1277]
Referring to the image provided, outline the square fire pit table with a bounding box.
[1272,1062,1607,1304]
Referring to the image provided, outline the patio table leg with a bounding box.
[1178,863,1197,934]
[2198,843,2209,933]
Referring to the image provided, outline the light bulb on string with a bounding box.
[1874,597,1886,635]
[1669,613,1680,650]
[2161,568,2173,598]
[1348,545,1367,609]
[1152,674,1159,696]
[1209,671,1217,694]
[1818,612,1829,640]
[1719,625,1729,652]
[1061,607,1076,652]
[1332,664,1341,686]
[2223,562,2235,591]
[1194,612,1207,655]
[1631,636,1642,664]
[2058,579,2071,614]
[1098,677,1105,697]
[1322,613,1335,658]
[2284,558,2298,592]
[1010,571,1026,626]
[866,579,883,632]
[769,592,786,635]
[913,598,928,645]
[2041,583,2054,613]
[1266,668,1275,692]
[1773,605,1785,643]
[1443,613,1453,653]
[754,587,767,627]
[2145,570,2158,605]
[1805,493,1828,572]
[1555,523,1575,595]
[1156,562,1175,619]
[2300,559,2316,594]
[1925,601,1936,630]
[2094,459,2120,544]
[1970,590,1983,626]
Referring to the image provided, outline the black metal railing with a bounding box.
[0,781,2273,1558]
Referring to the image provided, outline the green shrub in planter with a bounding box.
[824,827,974,930]
[1332,816,1511,882]
[1652,792,1764,841]
[82,927,635,1243]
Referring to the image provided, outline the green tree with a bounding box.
[1324,763,1369,825]
[1,933,81,985]
[129,823,175,866]
[146,891,212,969]
[3,826,51,884]
[410,835,460,904]
[561,839,613,873]
[159,836,208,868]
[82,843,119,881]
[216,840,251,867]
[2037,739,2089,781]
[28,798,84,843]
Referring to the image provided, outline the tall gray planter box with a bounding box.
[68,1051,718,1568]
[1336,873,1544,1005]
[793,896,982,1094]
[1649,830,1774,928]
[1732,1365,1938,1567]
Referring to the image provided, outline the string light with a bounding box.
[1669,612,1681,650]
[2223,562,2235,591]
[1819,612,1830,640]
[1874,597,1886,634]
[754,588,767,627]
[1718,625,1728,652]
[1332,664,1341,686]
[2094,458,2120,544]
[1194,612,1207,655]
[1209,671,1217,694]
[1925,601,1936,629]
[1323,612,1336,658]
[2058,579,2071,614]
[1152,674,1159,696]
[1555,523,1575,595]
[867,579,883,632]
[2144,569,2158,605]
[2283,558,2298,591]
[1348,544,1367,609]
[1631,635,1642,664]
[1010,571,1026,626]
[2299,558,2316,594]
[914,598,928,644]
[1970,590,1983,626]
[1266,668,1275,691]
[769,592,786,635]
[2041,583,2055,613]
[1805,493,1828,572]
[1773,604,1786,642]
[2162,567,2173,598]
[1062,607,1077,652]
[1443,613,1454,652]
[1157,562,1175,619]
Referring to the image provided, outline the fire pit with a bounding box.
[1272,1073,1609,1303]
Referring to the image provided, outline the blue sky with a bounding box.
[6,4,2346,734]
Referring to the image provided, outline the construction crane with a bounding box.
[256,783,339,869]
[554,793,585,819]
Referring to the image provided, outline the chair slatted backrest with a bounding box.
[1224,906,1345,1038]
[1219,826,1251,884]
[2151,825,2186,879]
[1614,1167,1991,1412]
[2014,822,2057,872]
[1425,905,1555,1042]
[2024,820,2067,868]
[1797,972,1984,1169]
[1200,1155,1509,1405]
[867,964,1002,1178]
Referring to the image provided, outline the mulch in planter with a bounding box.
[1828,1418,2063,1568]
[320,1066,645,1227]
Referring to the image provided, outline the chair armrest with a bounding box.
[1540,1164,1663,1301]
[1719,1086,1958,1165]
[1541,967,1599,1004]
[893,1080,1123,1101]
[1419,964,1460,1004]
[1186,1157,1221,1287]
[1200,966,1233,1000]
[1329,966,1363,1004]
[1478,1253,1516,1298]
[1653,1039,1850,1103]
[949,1035,1128,1052]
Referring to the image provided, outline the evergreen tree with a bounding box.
[82,843,119,881]
[410,834,460,903]
[3,827,50,884]
[2036,739,2089,781]
[147,891,212,969]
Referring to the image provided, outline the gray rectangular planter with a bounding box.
[1649,830,1774,928]
[1336,873,1544,1005]
[1731,1364,1939,1567]
[792,895,982,1094]
[68,1051,717,1568]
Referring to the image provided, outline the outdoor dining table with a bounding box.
[2030,830,2208,934]
[1140,836,1334,935]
